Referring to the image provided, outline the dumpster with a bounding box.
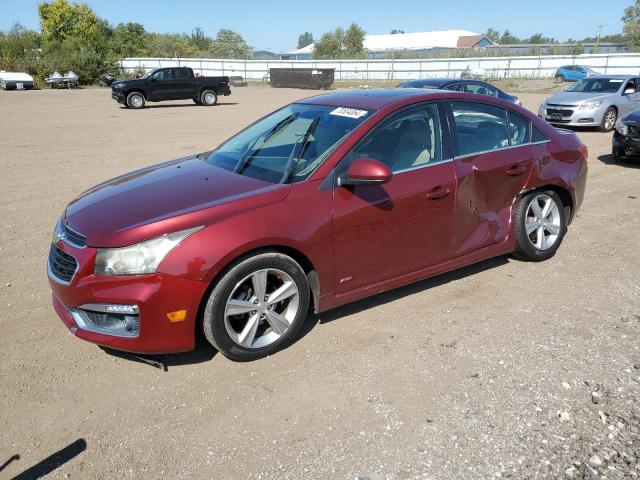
[269,68,335,89]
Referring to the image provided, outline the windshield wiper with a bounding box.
[279,117,320,184]
[233,112,299,174]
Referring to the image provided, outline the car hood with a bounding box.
[64,156,288,247]
[621,109,640,126]
[546,91,612,105]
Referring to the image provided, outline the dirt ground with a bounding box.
[1,87,639,480]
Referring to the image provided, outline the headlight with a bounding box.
[578,100,603,110]
[615,121,629,136]
[94,226,202,275]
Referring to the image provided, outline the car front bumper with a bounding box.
[111,89,125,103]
[613,130,640,157]
[48,240,209,354]
[538,103,608,127]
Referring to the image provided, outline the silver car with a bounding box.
[538,75,640,132]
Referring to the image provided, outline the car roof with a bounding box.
[587,74,634,79]
[297,88,444,110]
[400,78,457,86]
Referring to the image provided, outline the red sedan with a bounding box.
[48,89,588,361]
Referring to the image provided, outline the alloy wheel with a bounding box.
[525,194,562,251]
[203,92,216,105]
[130,95,143,108]
[604,110,616,130]
[224,268,300,349]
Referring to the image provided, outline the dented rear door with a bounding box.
[446,101,534,258]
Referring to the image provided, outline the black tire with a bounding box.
[555,75,565,83]
[200,89,217,106]
[202,252,310,361]
[126,92,145,109]
[193,97,201,105]
[613,146,624,162]
[599,107,617,132]
[513,190,567,262]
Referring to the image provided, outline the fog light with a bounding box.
[72,303,140,338]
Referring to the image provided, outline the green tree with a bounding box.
[111,22,147,57]
[38,0,99,44]
[499,29,520,44]
[297,31,313,49]
[0,23,42,73]
[190,26,212,52]
[526,33,556,44]
[344,23,366,58]
[484,27,500,43]
[313,23,366,59]
[313,28,344,59]
[209,28,251,58]
[623,0,640,48]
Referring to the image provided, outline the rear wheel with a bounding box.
[600,107,617,132]
[514,190,567,261]
[192,97,201,105]
[555,75,565,83]
[126,92,145,109]
[202,252,310,361]
[200,89,217,106]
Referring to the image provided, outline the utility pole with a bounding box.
[596,25,603,46]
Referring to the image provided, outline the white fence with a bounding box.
[120,53,640,81]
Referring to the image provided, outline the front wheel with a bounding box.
[126,92,145,109]
[513,190,567,261]
[200,89,217,106]
[554,75,565,83]
[600,107,617,132]
[202,252,310,361]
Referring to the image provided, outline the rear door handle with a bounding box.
[506,164,527,176]
[426,187,451,200]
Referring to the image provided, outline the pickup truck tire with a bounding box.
[200,90,217,106]
[126,92,145,109]
[193,97,202,105]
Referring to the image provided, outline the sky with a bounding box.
[0,0,632,53]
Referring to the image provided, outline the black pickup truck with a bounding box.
[111,67,231,109]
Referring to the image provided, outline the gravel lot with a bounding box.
[1,87,639,480]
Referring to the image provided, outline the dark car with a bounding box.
[397,78,520,104]
[613,110,640,161]
[111,67,231,109]
[48,88,587,361]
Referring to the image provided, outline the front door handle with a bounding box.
[426,186,451,200]
[506,164,527,176]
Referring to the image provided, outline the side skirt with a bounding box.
[317,236,515,313]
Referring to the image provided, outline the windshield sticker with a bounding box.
[330,107,368,119]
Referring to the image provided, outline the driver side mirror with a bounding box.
[338,158,393,187]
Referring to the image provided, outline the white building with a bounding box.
[281,30,493,59]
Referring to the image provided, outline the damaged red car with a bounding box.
[48,89,587,361]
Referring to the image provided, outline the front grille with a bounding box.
[62,223,86,247]
[547,103,578,108]
[547,108,574,117]
[48,244,78,284]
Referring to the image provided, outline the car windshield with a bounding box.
[205,103,373,183]
[139,69,157,79]
[567,78,623,93]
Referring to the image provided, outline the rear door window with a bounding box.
[463,82,499,97]
[507,111,531,146]
[450,101,509,156]
[172,68,190,81]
